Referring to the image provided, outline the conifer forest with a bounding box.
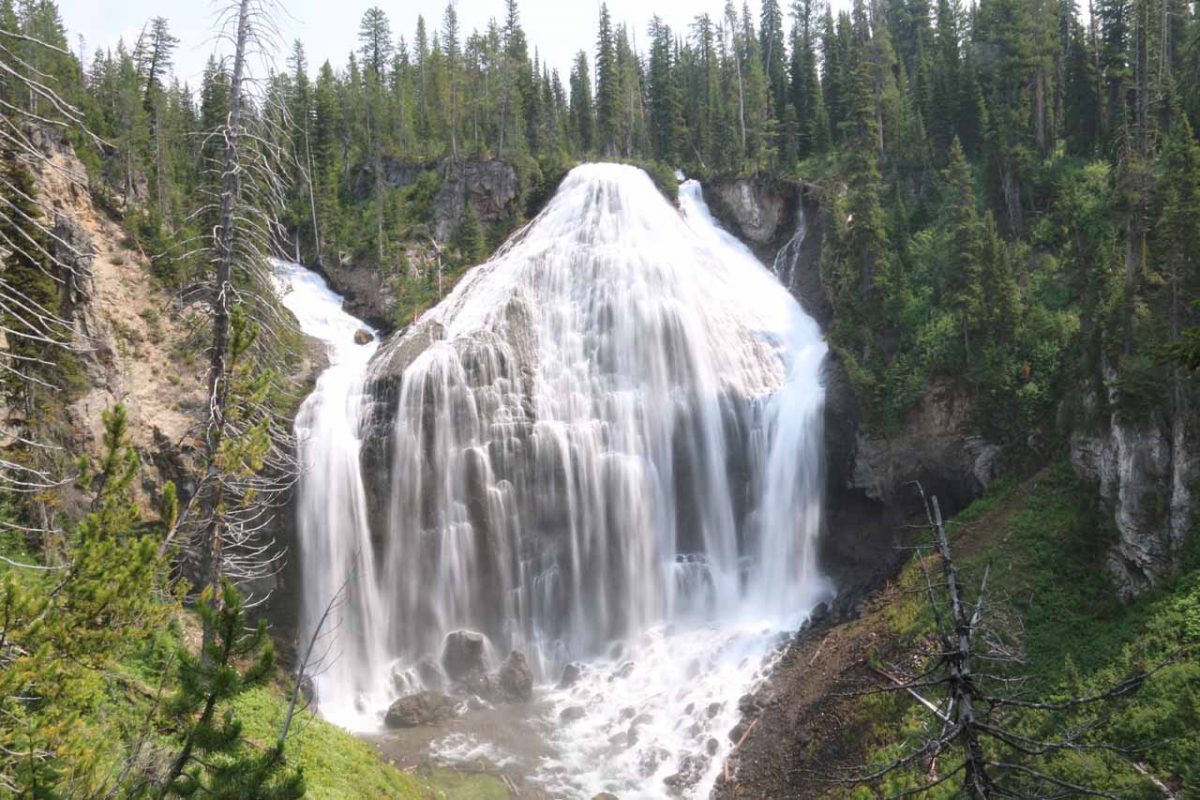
[1,0,1198,796]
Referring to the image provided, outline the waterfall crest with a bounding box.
[280,163,829,796]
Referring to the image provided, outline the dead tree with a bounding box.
[831,485,1176,799]
[163,0,303,610]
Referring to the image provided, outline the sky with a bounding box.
[58,0,773,88]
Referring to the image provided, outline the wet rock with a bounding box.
[610,661,635,680]
[354,328,374,345]
[384,691,456,728]
[738,693,761,715]
[559,705,587,724]
[498,651,533,702]
[663,754,709,796]
[416,656,444,689]
[639,747,670,777]
[593,794,620,800]
[558,662,583,688]
[460,670,500,699]
[440,629,487,681]
[706,737,720,756]
[706,702,723,718]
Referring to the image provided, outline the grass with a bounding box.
[235,687,431,800]
[0,519,509,800]
[846,463,1200,796]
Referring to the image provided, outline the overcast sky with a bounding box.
[59,0,775,88]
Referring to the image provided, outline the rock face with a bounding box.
[710,178,787,245]
[433,158,521,242]
[440,630,488,682]
[349,156,425,200]
[384,691,457,728]
[1068,370,1196,598]
[848,379,999,506]
[558,662,583,689]
[323,157,521,332]
[314,253,399,333]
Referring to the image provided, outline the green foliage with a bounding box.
[160,581,304,799]
[856,468,1200,796]
[0,405,168,797]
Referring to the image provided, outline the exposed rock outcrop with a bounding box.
[1069,369,1196,598]
[433,158,520,242]
[19,126,208,514]
[314,158,521,333]
[313,252,399,332]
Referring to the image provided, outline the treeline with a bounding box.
[5,0,1199,435]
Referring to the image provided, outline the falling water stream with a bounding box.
[275,164,829,798]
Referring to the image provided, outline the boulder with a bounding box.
[558,662,583,689]
[559,705,587,723]
[498,651,533,702]
[440,629,487,681]
[384,691,456,728]
[354,328,374,345]
[416,657,445,690]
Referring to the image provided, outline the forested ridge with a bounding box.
[35,0,1194,439]
[1,0,1199,795]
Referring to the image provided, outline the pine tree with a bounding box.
[443,2,461,160]
[647,16,683,164]
[569,51,595,153]
[760,0,788,116]
[160,582,304,799]
[943,137,985,363]
[458,201,487,263]
[789,0,825,158]
[595,3,619,156]
[1,405,168,796]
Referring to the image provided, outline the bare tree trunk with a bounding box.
[200,0,251,603]
[930,497,992,800]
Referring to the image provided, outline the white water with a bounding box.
[278,164,829,797]
[271,261,390,729]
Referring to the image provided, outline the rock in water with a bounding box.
[441,630,487,681]
[560,706,587,723]
[353,328,374,345]
[416,656,445,689]
[558,662,583,689]
[384,691,456,728]
[498,651,533,702]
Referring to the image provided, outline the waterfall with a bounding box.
[277,164,829,797]
[272,262,392,728]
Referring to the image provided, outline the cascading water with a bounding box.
[279,164,829,797]
[271,262,389,729]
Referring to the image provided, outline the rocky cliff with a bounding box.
[322,156,522,332]
[1068,364,1197,598]
[17,127,208,516]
